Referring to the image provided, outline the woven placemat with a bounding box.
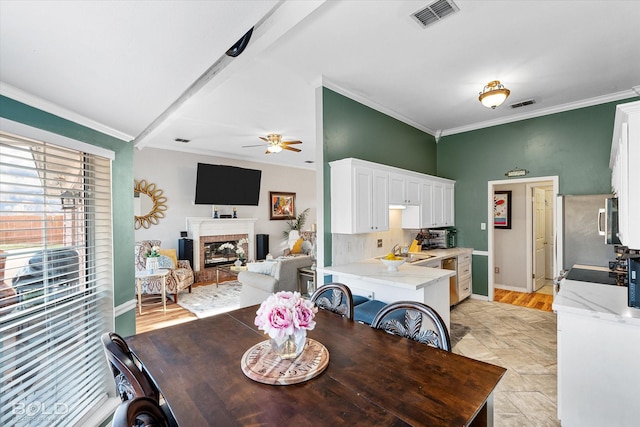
[240,338,329,385]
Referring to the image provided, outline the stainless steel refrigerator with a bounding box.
[560,194,616,270]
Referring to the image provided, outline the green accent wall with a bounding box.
[321,88,437,265]
[437,97,639,296]
[1,95,136,336]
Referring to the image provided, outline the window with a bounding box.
[0,130,114,426]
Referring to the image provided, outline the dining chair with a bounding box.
[112,396,170,427]
[310,282,354,319]
[101,332,160,402]
[371,301,451,351]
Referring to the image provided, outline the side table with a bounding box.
[298,267,316,297]
[135,269,170,314]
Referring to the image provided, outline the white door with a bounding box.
[533,187,546,291]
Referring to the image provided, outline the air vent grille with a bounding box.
[412,0,459,28]
[510,99,536,109]
[174,138,190,143]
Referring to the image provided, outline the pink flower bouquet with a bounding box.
[254,291,318,346]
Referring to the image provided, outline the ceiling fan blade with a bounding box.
[265,150,271,154]
[259,136,269,142]
[282,140,302,145]
[283,146,301,152]
[242,144,267,148]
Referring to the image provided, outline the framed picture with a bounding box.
[493,190,512,229]
[269,192,296,220]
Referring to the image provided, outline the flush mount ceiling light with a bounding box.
[478,80,511,109]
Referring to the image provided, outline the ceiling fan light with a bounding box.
[478,80,510,109]
[267,144,282,153]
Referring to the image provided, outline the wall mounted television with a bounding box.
[194,163,262,206]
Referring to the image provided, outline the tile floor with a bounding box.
[451,298,559,427]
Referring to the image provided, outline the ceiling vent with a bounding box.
[510,99,537,109]
[411,0,459,28]
[174,138,190,143]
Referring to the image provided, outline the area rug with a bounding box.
[449,322,471,348]
[172,281,242,319]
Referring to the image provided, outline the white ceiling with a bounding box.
[2,1,639,170]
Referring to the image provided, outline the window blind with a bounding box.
[0,131,114,426]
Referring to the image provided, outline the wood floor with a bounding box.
[136,281,208,334]
[493,288,554,312]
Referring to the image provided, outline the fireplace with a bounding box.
[202,237,248,268]
[186,217,256,283]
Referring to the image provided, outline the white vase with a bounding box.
[146,257,159,273]
[234,259,242,267]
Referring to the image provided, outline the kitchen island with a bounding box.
[553,278,640,427]
[317,259,454,331]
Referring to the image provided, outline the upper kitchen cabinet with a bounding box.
[330,158,389,234]
[417,179,455,228]
[611,100,640,248]
[389,173,421,205]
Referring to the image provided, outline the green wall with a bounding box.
[322,88,437,264]
[437,97,639,296]
[1,96,136,335]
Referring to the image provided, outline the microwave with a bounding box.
[598,197,621,245]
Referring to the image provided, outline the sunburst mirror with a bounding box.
[134,179,167,229]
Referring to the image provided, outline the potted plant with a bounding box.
[282,208,310,240]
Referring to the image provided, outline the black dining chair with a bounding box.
[101,332,159,402]
[371,301,451,351]
[310,282,354,319]
[112,396,170,427]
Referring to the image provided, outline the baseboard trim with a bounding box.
[495,284,530,293]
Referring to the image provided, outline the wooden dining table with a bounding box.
[127,305,506,426]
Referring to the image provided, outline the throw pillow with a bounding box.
[157,255,175,269]
[247,261,277,276]
[291,238,305,254]
[158,249,178,268]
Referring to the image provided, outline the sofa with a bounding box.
[134,240,194,302]
[237,255,312,307]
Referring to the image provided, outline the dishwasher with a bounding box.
[442,257,459,307]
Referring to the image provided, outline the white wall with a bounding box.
[134,148,316,259]
[494,183,527,289]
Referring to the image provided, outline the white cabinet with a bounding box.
[330,159,389,234]
[611,100,640,248]
[443,182,455,226]
[389,173,421,205]
[457,251,472,300]
[406,178,455,229]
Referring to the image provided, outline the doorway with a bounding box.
[487,176,559,301]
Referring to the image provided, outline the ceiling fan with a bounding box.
[243,133,302,154]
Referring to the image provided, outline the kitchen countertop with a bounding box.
[410,247,473,262]
[553,279,640,327]
[317,258,454,291]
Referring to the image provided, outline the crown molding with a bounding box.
[0,82,134,142]
[440,89,639,137]
[322,78,437,136]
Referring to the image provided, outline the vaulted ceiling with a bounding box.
[2,1,639,170]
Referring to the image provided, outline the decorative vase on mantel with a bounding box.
[146,257,159,273]
[234,259,242,268]
[270,331,306,360]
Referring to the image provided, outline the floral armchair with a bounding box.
[134,240,193,303]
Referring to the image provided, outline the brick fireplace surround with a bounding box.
[186,217,256,283]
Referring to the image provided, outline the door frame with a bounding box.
[487,176,559,301]
[528,184,551,292]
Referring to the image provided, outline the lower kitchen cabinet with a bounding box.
[554,280,640,426]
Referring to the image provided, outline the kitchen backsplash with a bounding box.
[332,210,417,265]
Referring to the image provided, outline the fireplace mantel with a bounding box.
[186,217,257,271]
